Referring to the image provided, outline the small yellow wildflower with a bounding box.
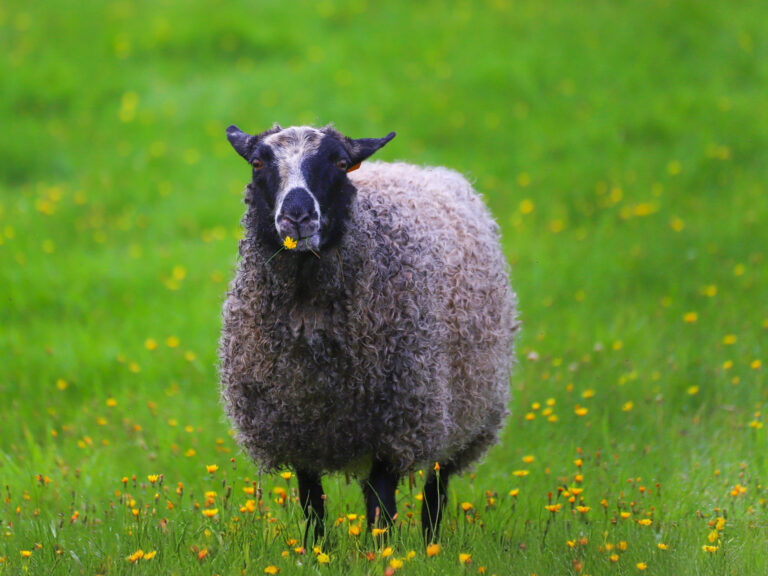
[657,543,669,550]
[702,545,718,553]
[513,470,529,477]
[459,552,472,565]
[21,550,32,559]
[202,509,218,518]
[637,518,652,526]
[381,547,393,558]
[390,558,404,569]
[348,524,361,537]
[283,236,297,250]
[56,379,68,391]
[426,543,441,557]
[206,464,218,474]
[147,475,159,484]
[264,566,279,575]
[144,551,157,561]
[461,502,473,511]
[371,528,387,537]
[509,488,520,497]
[683,312,698,323]
[637,562,647,570]
[280,471,292,481]
[145,338,158,351]
[545,503,562,513]
[317,553,330,564]
[610,554,619,563]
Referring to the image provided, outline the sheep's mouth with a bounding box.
[284,232,322,253]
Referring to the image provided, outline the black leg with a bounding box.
[364,460,399,532]
[421,464,453,543]
[297,470,325,546]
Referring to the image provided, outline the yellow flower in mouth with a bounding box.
[283,236,297,250]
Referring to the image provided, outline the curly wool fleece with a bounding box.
[219,161,520,475]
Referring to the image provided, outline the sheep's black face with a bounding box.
[226,124,395,253]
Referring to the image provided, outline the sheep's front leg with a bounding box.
[421,464,453,543]
[297,470,325,546]
[364,460,399,534]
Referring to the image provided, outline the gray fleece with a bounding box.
[219,161,520,475]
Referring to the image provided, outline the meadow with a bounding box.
[1,0,767,574]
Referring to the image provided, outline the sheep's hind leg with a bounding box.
[421,463,454,543]
[297,470,325,546]
[364,460,399,537]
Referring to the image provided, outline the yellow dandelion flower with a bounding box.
[702,545,718,553]
[545,504,562,513]
[622,401,634,412]
[144,551,157,561]
[106,398,118,407]
[317,553,330,564]
[513,470,529,477]
[637,518,652,526]
[722,334,737,345]
[280,471,292,481]
[206,464,218,474]
[637,562,647,570]
[407,550,416,560]
[509,488,520,497]
[618,541,628,551]
[56,378,68,391]
[576,506,590,514]
[147,475,159,484]
[371,527,387,537]
[522,455,535,463]
[716,517,726,530]
[390,558,404,569]
[166,335,180,347]
[348,524,361,537]
[610,554,619,563]
[683,312,698,323]
[145,338,158,351]
[687,386,699,395]
[620,511,632,519]
[202,509,218,518]
[264,566,279,575]
[21,550,32,559]
[283,236,297,250]
[461,502,473,511]
[459,553,472,565]
[752,360,762,370]
[381,547,393,558]
[657,543,668,550]
[426,543,441,557]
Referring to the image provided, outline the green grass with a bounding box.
[1,0,767,573]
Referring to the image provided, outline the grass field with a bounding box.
[2,0,768,574]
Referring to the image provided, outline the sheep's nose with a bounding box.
[279,212,313,226]
[277,188,320,238]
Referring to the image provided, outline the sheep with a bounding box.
[219,123,520,543]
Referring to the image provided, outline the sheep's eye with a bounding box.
[252,159,264,170]
[336,159,348,171]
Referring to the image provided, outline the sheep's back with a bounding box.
[351,163,519,471]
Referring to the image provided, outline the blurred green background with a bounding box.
[1,0,767,573]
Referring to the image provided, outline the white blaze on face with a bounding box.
[263,127,323,231]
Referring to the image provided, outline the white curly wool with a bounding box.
[219,161,520,475]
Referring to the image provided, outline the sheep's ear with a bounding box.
[345,132,396,166]
[226,125,257,161]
